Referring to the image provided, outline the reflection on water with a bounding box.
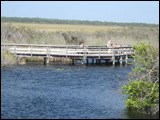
[1,64,157,119]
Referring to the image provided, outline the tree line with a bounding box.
[1,16,158,27]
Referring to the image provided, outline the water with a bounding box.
[1,64,155,119]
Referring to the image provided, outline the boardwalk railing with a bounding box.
[1,43,135,64]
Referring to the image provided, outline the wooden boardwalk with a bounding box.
[1,43,135,65]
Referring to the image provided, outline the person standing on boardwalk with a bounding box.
[107,40,113,53]
[79,41,84,48]
[107,40,112,47]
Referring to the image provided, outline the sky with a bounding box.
[1,1,159,24]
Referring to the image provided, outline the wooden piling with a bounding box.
[112,56,115,65]
[120,56,123,64]
[72,59,74,65]
[44,57,49,64]
[125,55,128,64]
[96,59,100,64]
[92,59,94,64]
[112,49,116,65]
[86,59,89,65]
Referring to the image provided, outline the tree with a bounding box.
[122,42,159,114]
[61,32,85,45]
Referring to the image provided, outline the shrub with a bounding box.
[1,50,16,66]
[122,42,159,114]
[122,79,159,113]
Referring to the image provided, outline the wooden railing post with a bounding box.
[98,47,100,59]
[82,46,87,63]
[112,48,115,65]
[48,46,50,57]
[47,46,48,56]
[14,44,18,63]
[66,45,68,58]
[31,45,32,56]
[14,45,16,56]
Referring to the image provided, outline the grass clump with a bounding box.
[1,50,16,67]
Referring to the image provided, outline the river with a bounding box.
[1,63,155,119]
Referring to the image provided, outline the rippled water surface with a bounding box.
[1,64,154,119]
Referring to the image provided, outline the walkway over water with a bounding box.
[1,43,135,64]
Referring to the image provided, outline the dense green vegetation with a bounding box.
[1,16,159,27]
[122,43,159,114]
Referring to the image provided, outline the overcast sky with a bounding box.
[1,1,159,24]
